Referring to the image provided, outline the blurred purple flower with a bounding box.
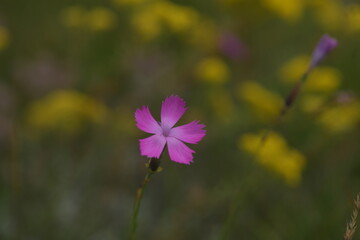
[218,32,249,60]
[309,34,338,71]
[135,96,206,165]
[335,91,355,104]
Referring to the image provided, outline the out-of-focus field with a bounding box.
[0,0,360,239]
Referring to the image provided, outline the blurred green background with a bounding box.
[1,0,360,239]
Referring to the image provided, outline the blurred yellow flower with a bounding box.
[154,1,199,33]
[240,131,306,186]
[261,0,304,22]
[27,90,108,135]
[0,26,9,51]
[280,55,341,92]
[300,94,326,113]
[318,101,360,134]
[131,5,162,40]
[241,131,286,160]
[87,8,117,31]
[61,6,116,31]
[61,6,85,28]
[164,6,198,33]
[238,81,283,120]
[280,55,308,83]
[195,57,229,83]
[310,0,344,31]
[131,1,199,40]
[306,67,341,92]
[274,150,305,186]
[346,4,360,32]
[112,0,145,7]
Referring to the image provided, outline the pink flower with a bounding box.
[135,96,206,165]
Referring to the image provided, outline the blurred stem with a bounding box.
[279,72,308,119]
[129,158,162,240]
[220,190,244,240]
[219,165,258,240]
[129,171,153,240]
[220,72,311,239]
[258,71,309,148]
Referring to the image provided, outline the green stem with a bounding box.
[129,171,154,240]
[220,72,311,239]
[219,166,258,240]
[220,192,243,240]
[129,157,162,240]
[259,71,309,146]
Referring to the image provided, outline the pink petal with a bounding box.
[161,95,187,129]
[135,106,161,134]
[139,135,166,158]
[169,121,206,144]
[166,137,195,165]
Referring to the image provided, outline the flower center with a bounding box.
[161,123,171,137]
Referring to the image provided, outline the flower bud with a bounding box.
[309,34,338,71]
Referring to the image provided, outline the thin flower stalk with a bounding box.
[220,34,337,240]
[262,34,337,145]
[129,158,161,240]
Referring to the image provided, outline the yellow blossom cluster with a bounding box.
[240,131,306,186]
[279,55,339,113]
[123,0,218,49]
[195,57,230,84]
[300,94,326,113]
[238,81,283,121]
[193,57,234,121]
[280,55,341,93]
[310,0,360,33]
[112,0,146,7]
[309,0,343,31]
[61,6,117,31]
[26,90,108,135]
[318,100,360,134]
[219,0,360,34]
[346,4,360,32]
[219,0,306,22]
[261,0,304,22]
[279,54,360,134]
[130,0,199,40]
